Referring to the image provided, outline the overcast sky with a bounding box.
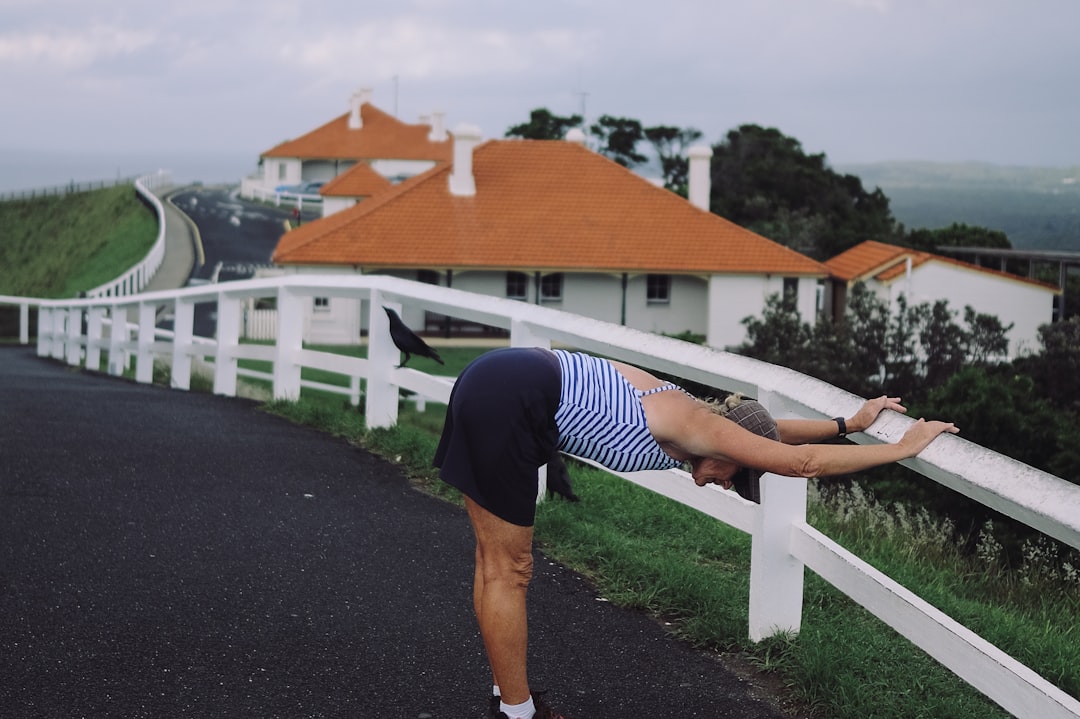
[2,0,1078,176]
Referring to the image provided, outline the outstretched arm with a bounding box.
[776,395,907,445]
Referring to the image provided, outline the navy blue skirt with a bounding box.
[433,347,561,527]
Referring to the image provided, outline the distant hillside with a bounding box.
[837,161,1080,251]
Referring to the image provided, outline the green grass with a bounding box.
[0,184,157,297]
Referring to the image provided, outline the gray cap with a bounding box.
[723,399,779,503]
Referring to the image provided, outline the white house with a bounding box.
[239,88,452,210]
[268,125,830,348]
[825,240,1060,358]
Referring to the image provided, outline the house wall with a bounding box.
[277,266,822,350]
[301,160,340,183]
[370,159,439,182]
[625,274,708,336]
[323,197,357,217]
[706,274,820,350]
[263,158,301,189]
[882,262,1055,358]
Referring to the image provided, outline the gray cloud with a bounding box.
[0,0,1077,167]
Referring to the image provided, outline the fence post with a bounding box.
[108,306,129,376]
[36,307,51,357]
[172,297,195,390]
[19,303,29,345]
[214,291,241,396]
[365,292,400,429]
[273,286,303,401]
[748,474,808,642]
[65,307,81,366]
[51,309,66,360]
[86,306,105,371]
[135,302,156,383]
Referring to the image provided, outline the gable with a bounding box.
[261,103,452,163]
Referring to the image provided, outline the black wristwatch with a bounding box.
[833,417,848,439]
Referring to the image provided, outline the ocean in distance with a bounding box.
[0,148,258,195]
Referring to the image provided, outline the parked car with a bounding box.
[273,181,325,196]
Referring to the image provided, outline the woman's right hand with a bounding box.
[898,418,959,457]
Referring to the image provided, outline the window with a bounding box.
[646,274,671,304]
[506,272,528,300]
[278,163,287,180]
[313,296,330,313]
[417,270,439,285]
[783,277,799,301]
[540,273,563,302]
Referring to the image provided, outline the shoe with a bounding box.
[493,691,572,719]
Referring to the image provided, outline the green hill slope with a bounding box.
[0,184,157,298]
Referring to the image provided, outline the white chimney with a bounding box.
[687,144,713,211]
[429,111,448,142]
[449,123,482,197]
[348,87,374,130]
[565,128,587,146]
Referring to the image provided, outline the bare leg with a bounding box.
[465,496,534,706]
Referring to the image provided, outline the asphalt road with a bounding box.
[0,345,793,719]
[166,187,302,337]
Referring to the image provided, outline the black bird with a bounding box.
[383,306,444,368]
[546,450,579,502]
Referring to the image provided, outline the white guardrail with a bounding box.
[2,273,1079,719]
[84,171,173,299]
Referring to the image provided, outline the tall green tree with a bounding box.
[505,108,582,140]
[589,115,647,168]
[643,125,704,195]
[709,124,899,259]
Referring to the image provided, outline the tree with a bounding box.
[505,108,582,140]
[905,223,1011,253]
[643,125,703,195]
[963,306,1012,365]
[1014,316,1080,413]
[589,115,647,168]
[914,300,969,387]
[737,293,813,367]
[709,124,900,259]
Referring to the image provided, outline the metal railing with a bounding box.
[2,273,1079,719]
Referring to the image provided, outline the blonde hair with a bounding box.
[699,393,745,418]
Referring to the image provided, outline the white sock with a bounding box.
[499,695,536,719]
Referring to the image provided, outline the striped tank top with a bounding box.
[553,350,683,473]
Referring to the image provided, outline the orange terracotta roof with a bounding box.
[272,139,830,276]
[824,240,909,281]
[321,162,393,198]
[261,103,452,163]
[827,240,1060,293]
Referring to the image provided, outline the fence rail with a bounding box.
[0,175,141,202]
[2,273,1079,719]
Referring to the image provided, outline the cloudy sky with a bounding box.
[1,0,1078,185]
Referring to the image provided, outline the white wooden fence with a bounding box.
[84,171,173,298]
[2,273,1079,719]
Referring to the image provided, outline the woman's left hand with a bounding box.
[849,395,907,433]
